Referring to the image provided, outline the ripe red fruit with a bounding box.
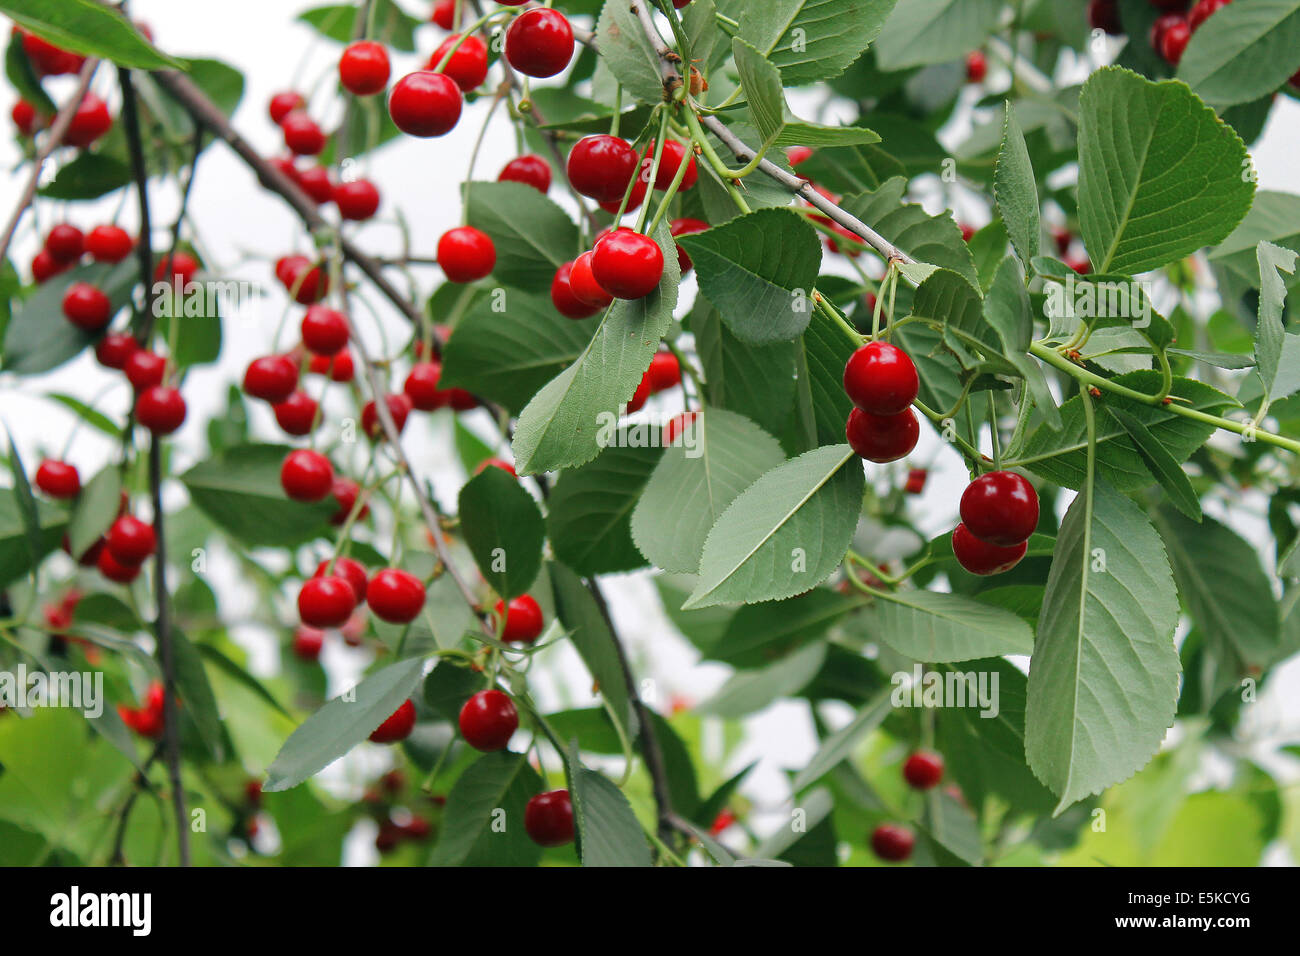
[12,99,41,135]
[551,261,602,319]
[45,224,85,263]
[505,8,575,78]
[475,458,517,477]
[843,341,919,415]
[136,386,187,435]
[315,556,369,605]
[846,407,919,463]
[404,361,446,411]
[298,575,356,628]
[282,110,326,155]
[669,217,708,274]
[369,699,417,743]
[1189,0,1231,32]
[61,282,112,331]
[902,751,944,790]
[273,391,319,436]
[301,305,350,355]
[1156,16,1191,64]
[567,135,638,203]
[330,477,369,525]
[1051,225,1073,257]
[649,139,698,191]
[35,460,80,498]
[333,179,381,220]
[437,226,496,282]
[368,568,426,623]
[664,411,699,444]
[31,249,67,284]
[1066,256,1092,275]
[966,50,987,83]
[592,228,664,299]
[106,515,156,566]
[98,546,142,584]
[952,522,1028,576]
[339,40,391,96]
[65,94,112,148]
[1088,0,1124,34]
[626,372,653,414]
[286,261,329,303]
[904,468,928,495]
[495,594,545,643]
[276,254,310,287]
[292,626,325,662]
[21,30,84,76]
[155,251,200,286]
[961,471,1039,547]
[458,689,519,752]
[361,393,413,438]
[244,355,299,403]
[268,90,306,125]
[429,34,488,91]
[86,225,134,263]
[310,348,355,382]
[524,790,574,847]
[648,351,681,392]
[498,154,551,193]
[388,71,463,137]
[786,145,813,166]
[281,449,334,502]
[431,0,456,29]
[870,824,914,862]
[125,349,167,391]
[568,251,612,308]
[295,164,333,203]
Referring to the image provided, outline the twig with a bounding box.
[109,744,162,865]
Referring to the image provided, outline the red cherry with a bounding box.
[599,172,648,215]
[243,355,299,403]
[31,249,68,284]
[431,0,456,29]
[902,751,944,790]
[64,94,112,148]
[437,226,496,282]
[106,515,156,566]
[952,523,1028,576]
[650,140,698,191]
[458,689,519,752]
[566,135,638,203]
[268,90,306,125]
[1088,0,1123,34]
[296,165,334,203]
[314,556,369,605]
[965,50,987,83]
[592,228,663,300]
[282,111,326,155]
[669,217,708,274]
[310,348,355,382]
[495,594,544,643]
[404,361,446,411]
[843,341,919,415]
[273,391,319,436]
[871,824,914,862]
[135,386,187,435]
[505,8,574,78]
[904,468,928,495]
[626,372,653,414]
[369,699,417,743]
[568,251,613,308]
[124,350,166,391]
[647,352,680,393]
[846,407,919,463]
[97,546,142,584]
[524,790,574,847]
[664,411,699,445]
[1189,0,1231,32]
[475,458,517,477]
[1156,16,1191,64]
[61,282,112,331]
[292,626,325,662]
[301,305,350,355]
[86,225,134,263]
[154,251,200,286]
[673,0,693,7]
[12,99,41,135]
[367,568,426,623]
[429,34,488,91]
[339,40,391,96]
[298,575,356,627]
[22,32,85,76]
[281,449,334,502]
[333,179,380,220]
[388,71,463,137]
[35,460,80,498]
[786,145,813,166]
[45,224,85,263]
[960,471,1039,546]
[276,254,310,287]
[551,261,602,319]
[330,477,369,525]
[361,393,413,438]
[498,154,551,193]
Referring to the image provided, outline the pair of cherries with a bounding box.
[298,554,426,628]
[952,471,1039,576]
[843,340,921,463]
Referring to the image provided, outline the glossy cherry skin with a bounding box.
[844,341,919,416]
[367,568,426,623]
[301,305,350,355]
[292,626,325,662]
[98,547,142,584]
[495,595,544,643]
[960,471,1039,546]
[648,352,680,392]
[244,355,299,403]
[12,98,40,135]
[592,229,663,300]
[64,94,112,148]
[669,218,708,274]
[273,391,319,436]
[498,154,551,193]
[438,226,496,282]
[431,0,456,29]
[31,249,68,284]
[649,140,697,191]
[297,165,334,203]
[404,361,447,411]
[551,261,603,319]
[281,110,326,155]
[458,689,519,752]
[429,34,488,91]
[62,282,112,330]
[966,50,987,83]
[524,790,574,847]
[124,350,166,391]
[310,348,355,382]
[566,135,638,203]
[334,179,381,220]
[475,458,517,476]
[86,225,134,263]
[505,8,574,78]
[268,90,306,125]
[155,250,200,286]
[568,251,612,308]
[845,407,918,463]
[871,824,914,862]
[952,523,1028,576]
[281,449,335,502]
[388,71,463,137]
[339,40,391,96]
[369,699,417,743]
[106,515,156,566]
[314,556,369,605]
[35,460,80,498]
[45,224,84,263]
[361,393,413,438]
[330,477,369,525]
[902,751,944,790]
[135,386,186,435]
[298,575,356,628]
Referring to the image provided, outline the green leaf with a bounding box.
[196,644,291,720]
[38,152,132,201]
[631,408,785,574]
[985,257,1062,430]
[994,103,1040,266]
[0,0,181,68]
[732,38,785,146]
[874,0,1002,71]
[869,589,1035,662]
[548,437,659,576]
[739,0,899,84]
[1176,0,1300,110]
[465,181,579,291]
[4,426,41,571]
[791,300,859,451]
[594,0,665,105]
[1026,481,1180,813]
[698,641,827,718]
[179,444,334,547]
[694,307,798,438]
[1208,190,1300,291]
[423,660,483,724]
[0,494,66,587]
[922,789,983,865]
[791,691,893,790]
[569,761,653,867]
[1076,67,1254,275]
[1108,408,1201,520]
[66,464,121,558]
[296,0,419,51]
[170,630,224,760]
[708,587,859,667]
[5,29,54,114]
[458,466,545,600]
[429,752,544,867]
[678,208,822,345]
[2,260,137,374]
[1256,240,1298,405]
[512,220,680,474]
[45,393,121,438]
[684,444,865,609]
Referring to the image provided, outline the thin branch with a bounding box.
[109,744,162,865]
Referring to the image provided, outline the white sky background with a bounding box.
[1,1,1297,864]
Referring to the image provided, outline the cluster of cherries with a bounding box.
[363,770,435,853]
[870,750,946,863]
[8,29,114,146]
[30,220,133,285]
[117,680,167,739]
